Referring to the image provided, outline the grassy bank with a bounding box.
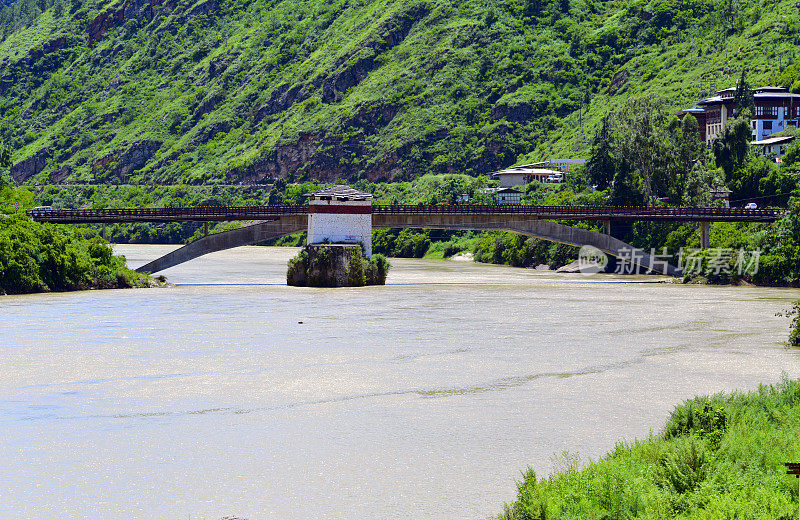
[0,212,160,294]
[500,376,800,519]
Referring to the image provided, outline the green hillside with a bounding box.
[1,0,798,185]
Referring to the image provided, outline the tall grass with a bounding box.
[500,376,800,520]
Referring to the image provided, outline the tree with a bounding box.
[267,188,283,205]
[586,116,616,190]
[608,160,645,205]
[732,69,755,118]
[664,113,705,202]
[0,143,10,168]
[682,161,721,206]
[712,116,751,180]
[610,96,680,204]
[0,141,13,189]
[587,97,704,205]
[783,140,800,168]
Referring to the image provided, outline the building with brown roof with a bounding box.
[678,86,800,145]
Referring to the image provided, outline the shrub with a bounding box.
[779,300,800,347]
[347,247,366,286]
[0,214,149,294]
[368,253,391,284]
[654,436,709,496]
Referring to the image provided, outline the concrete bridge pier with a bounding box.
[699,221,710,249]
[601,220,611,235]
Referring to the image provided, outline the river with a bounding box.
[1,245,799,520]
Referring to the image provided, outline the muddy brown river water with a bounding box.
[1,245,799,519]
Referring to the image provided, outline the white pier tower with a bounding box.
[306,185,373,257]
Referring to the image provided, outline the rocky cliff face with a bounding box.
[91,140,163,182]
[0,35,79,95]
[11,148,51,183]
[86,0,181,45]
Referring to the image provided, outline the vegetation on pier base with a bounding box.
[500,376,800,519]
[287,245,390,287]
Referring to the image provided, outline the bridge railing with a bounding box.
[28,204,308,219]
[372,204,779,219]
[28,203,780,222]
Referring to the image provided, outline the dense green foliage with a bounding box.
[0,138,11,187]
[0,212,152,293]
[752,199,800,286]
[373,228,432,258]
[501,376,800,519]
[778,300,800,348]
[473,231,577,269]
[586,96,708,206]
[2,0,800,185]
[2,156,153,294]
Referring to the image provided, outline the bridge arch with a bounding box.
[373,213,680,275]
[135,215,306,274]
[136,212,679,275]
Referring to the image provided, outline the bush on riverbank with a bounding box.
[0,213,154,294]
[500,376,800,519]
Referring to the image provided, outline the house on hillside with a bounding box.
[495,187,522,204]
[751,135,796,160]
[491,163,565,187]
[678,86,800,145]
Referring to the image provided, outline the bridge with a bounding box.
[28,204,780,277]
[29,204,779,224]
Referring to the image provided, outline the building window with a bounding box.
[756,106,764,116]
[769,106,778,117]
[764,121,773,130]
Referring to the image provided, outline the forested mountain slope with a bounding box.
[1,0,799,185]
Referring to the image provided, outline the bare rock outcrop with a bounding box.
[491,102,533,122]
[91,140,162,181]
[11,148,52,183]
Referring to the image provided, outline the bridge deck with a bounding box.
[28,204,780,224]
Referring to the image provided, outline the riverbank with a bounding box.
[500,376,800,519]
[0,213,164,295]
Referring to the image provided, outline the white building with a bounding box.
[492,163,565,187]
[751,135,796,161]
[496,187,522,204]
[306,185,373,257]
[679,86,800,145]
